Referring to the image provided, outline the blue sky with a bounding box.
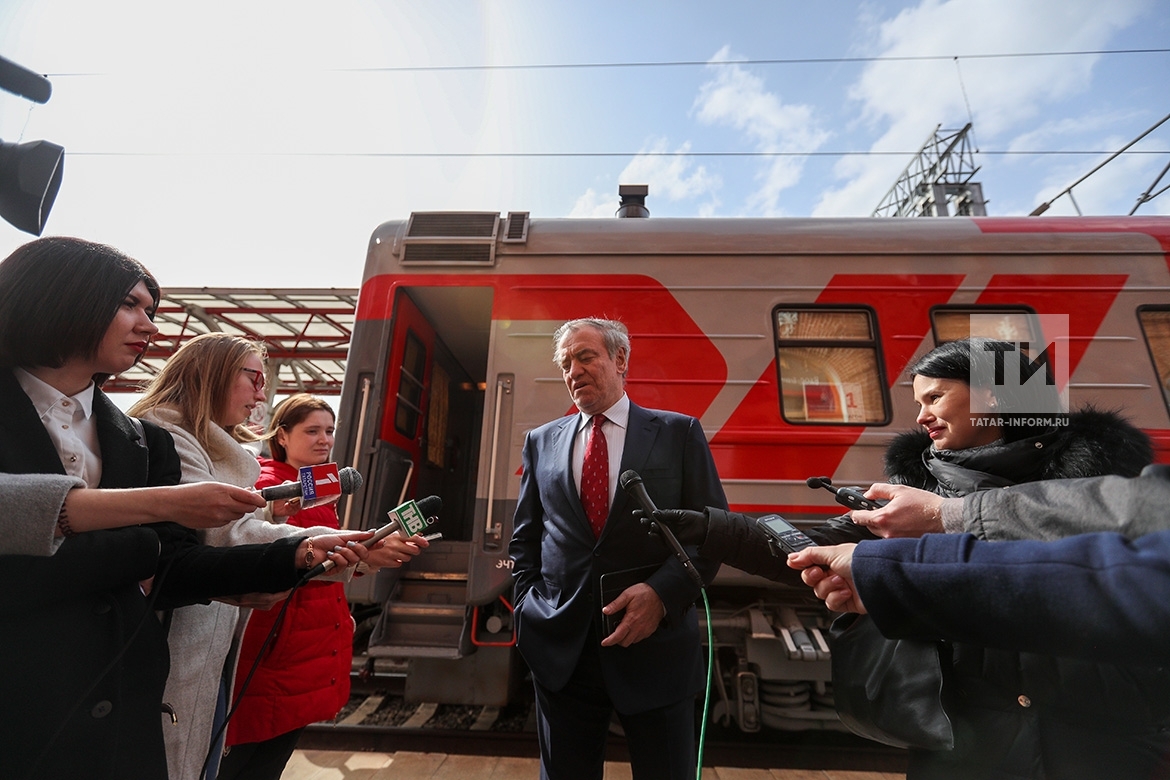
[0,0,1167,287]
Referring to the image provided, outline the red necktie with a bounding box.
[581,415,609,538]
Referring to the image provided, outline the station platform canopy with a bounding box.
[104,288,359,396]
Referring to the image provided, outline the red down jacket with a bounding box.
[225,458,354,745]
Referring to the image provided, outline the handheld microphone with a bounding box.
[618,470,705,589]
[805,476,888,512]
[300,495,441,581]
[367,495,442,546]
[260,465,363,501]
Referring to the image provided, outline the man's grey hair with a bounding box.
[552,318,631,363]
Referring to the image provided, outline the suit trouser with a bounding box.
[531,625,696,780]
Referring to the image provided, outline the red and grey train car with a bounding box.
[334,206,1170,732]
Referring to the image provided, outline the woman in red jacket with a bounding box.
[219,394,405,779]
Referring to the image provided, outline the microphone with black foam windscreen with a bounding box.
[260,465,363,501]
[619,470,705,589]
[299,495,442,582]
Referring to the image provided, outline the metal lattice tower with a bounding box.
[872,123,987,217]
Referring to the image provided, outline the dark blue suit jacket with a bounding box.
[855,470,1170,666]
[509,401,726,714]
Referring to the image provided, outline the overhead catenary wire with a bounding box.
[65,149,1170,159]
[40,47,1170,78]
[1029,112,1170,215]
[22,46,1169,213]
[337,48,1170,73]
[32,48,1168,167]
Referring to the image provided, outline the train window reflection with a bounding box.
[932,307,1039,344]
[1138,307,1170,417]
[773,306,890,425]
[395,330,427,438]
[426,362,449,467]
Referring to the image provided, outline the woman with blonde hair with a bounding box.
[130,333,432,780]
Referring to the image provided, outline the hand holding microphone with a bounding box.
[634,507,709,546]
[364,495,443,571]
[260,465,362,504]
[296,529,375,580]
[300,495,442,582]
[619,470,706,589]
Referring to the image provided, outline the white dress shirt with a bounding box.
[15,368,103,488]
[572,393,629,509]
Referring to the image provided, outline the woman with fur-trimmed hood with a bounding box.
[652,337,1165,780]
[864,338,1165,780]
[861,339,1160,780]
[883,337,1152,499]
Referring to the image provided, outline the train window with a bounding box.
[773,306,890,425]
[394,330,427,438]
[931,307,1040,344]
[1138,307,1170,414]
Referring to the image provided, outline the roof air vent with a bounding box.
[502,212,529,243]
[616,184,649,218]
[401,211,500,266]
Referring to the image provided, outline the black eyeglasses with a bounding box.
[240,367,265,392]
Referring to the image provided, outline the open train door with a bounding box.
[344,287,440,608]
[349,280,522,705]
[375,288,433,499]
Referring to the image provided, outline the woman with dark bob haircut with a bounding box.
[0,236,162,373]
[0,236,375,780]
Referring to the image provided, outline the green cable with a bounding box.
[696,588,713,780]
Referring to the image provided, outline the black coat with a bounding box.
[0,369,309,780]
[867,409,1168,780]
[697,407,1168,779]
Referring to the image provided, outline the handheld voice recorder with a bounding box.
[756,514,818,555]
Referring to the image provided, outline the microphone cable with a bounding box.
[697,587,713,780]
[618,469,715,778]
[202,497,441,776]
[199,574,305,780]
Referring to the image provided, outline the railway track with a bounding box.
[298,673,908,773]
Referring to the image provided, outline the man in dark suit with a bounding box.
[509,317,726,780]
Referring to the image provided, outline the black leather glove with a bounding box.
[634,508,709,546]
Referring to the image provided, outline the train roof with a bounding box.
[368,214,1170,263]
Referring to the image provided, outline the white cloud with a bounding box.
[568,138,722,217]
[618,139,722,203]
[813,0,1153,216]
[0,0,546,284]
[1006,113,1135,155]
[569,188,616,218]
[692,46,828,215]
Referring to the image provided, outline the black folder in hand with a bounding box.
[599,563,659,637]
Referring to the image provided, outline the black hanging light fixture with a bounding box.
[0,54,63,235]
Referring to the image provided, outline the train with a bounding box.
[332,190,1170,734]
